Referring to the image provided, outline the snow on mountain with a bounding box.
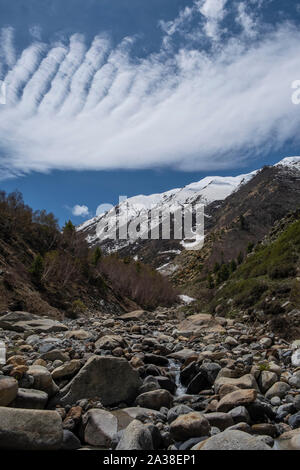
[77,156,300,251]
[275,156,300,170]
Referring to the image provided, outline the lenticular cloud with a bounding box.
[0,8,300,178]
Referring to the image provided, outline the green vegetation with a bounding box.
[209,217,300,314]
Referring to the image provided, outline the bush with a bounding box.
[99,255,178,310]
[268,263,297,280]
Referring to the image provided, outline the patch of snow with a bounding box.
[179,294,196,304]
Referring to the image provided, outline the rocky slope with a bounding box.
[77,157,300,273]
[0,307,300,450]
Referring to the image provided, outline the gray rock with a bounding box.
[0,376,18,406]
[291,349,300,367]
[12,388,48,409]
[288,412,300,430]
[265,381,291,399]
[27,365,59,397]
[0,407,63,450]
[136,389,173,410]
[116,419,153,450]
[229,406,250,424]
[170,412,210,441]
[192,430,271,450]
[83,409,118,447]
[167,405,194,424]
[203,412,234,431]
[61,430,81,450]
[258,371,277,393]
[0,312,68,333]
[53,355,142,407]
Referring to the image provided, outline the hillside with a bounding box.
[205,210,300,339]
[171,160,300,294]
[0,191,177,317]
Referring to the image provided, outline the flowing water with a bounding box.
[168,358,187,397]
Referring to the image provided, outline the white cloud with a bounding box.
[197,0,228,40]
[0,4,299,178]
[71,204,90,217]
[236,2,257,37]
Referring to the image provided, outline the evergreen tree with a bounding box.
[92,246,102,266]
[229,259,237,273]
[29,254,44,283]
[207,274,214,289]
[237,251,244,264]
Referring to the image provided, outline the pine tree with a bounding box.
[92,246,102,266]
[237,251,244,264]
[63,220,75,234]
[207,274,214,289]
[29,254,44,283]
[229,259,237,273]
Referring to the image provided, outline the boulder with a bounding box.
[291,349,300,368]
[51,360,82,380]
[12,388,48,409]
[217,389,257,413]
[0,376,18,406]
[276,429,300,450]
[83,409,118,447]
[214,374,258,394]
[65,330,91,340]
[170,412,210,441]
[192,430,271,450]
[95,335,126,350]
[27,365,59,397]
[116,419,154,450]
[61,430,81,450]
[0,407,63,450]
[203,412,234,431]
[136,389,173,410]
[53,355,142,407]
[177,314,225,337]
[0,312,67,333]
[265,382,291,399]
[40,350,70,362]
[112,407,162,430]
[119,310,149,321]
[258,371,278,393]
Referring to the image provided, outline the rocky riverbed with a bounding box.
[0,308,300,450]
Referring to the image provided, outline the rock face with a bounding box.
[83,409,118,447]
[55,356,142,407]
[0,377,18,406]
[170,412,210,441]
[0,407,63,450]
[193,430,271,450]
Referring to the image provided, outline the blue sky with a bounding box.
[0,0,300,224]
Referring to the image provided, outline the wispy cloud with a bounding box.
[0,1,299,178]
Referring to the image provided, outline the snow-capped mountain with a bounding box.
[77,156,300,261]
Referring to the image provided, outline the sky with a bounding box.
[0,0,300,224]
